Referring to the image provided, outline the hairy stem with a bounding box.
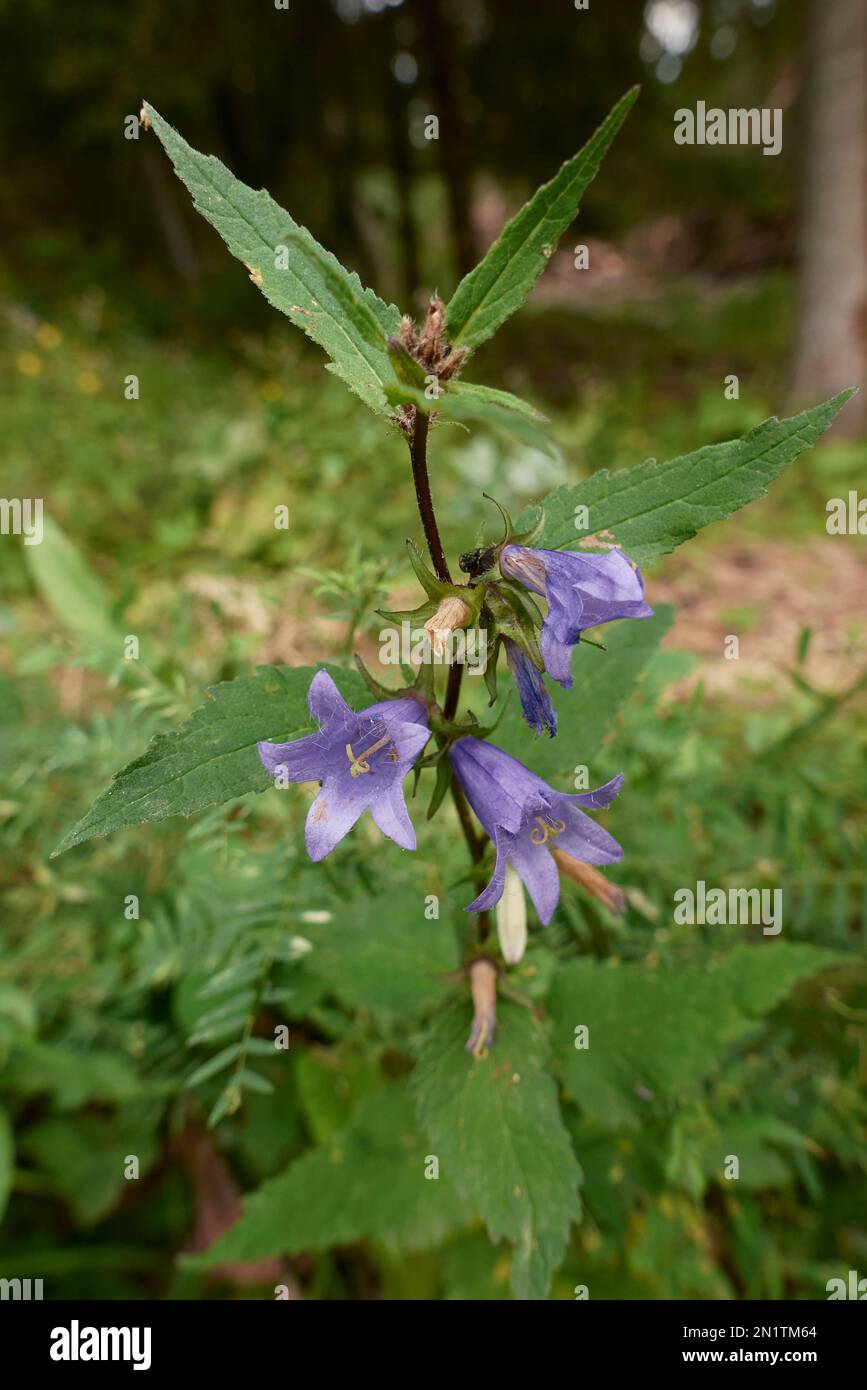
[410,411,451,583]
[407,415,492,948]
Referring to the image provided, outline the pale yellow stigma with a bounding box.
[345,734,392,777]
[529,816,566,846]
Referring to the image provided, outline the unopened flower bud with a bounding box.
[424,595,472,657]
[551,847,626,915]
[466,957,498,1058]
[496,862,528,964]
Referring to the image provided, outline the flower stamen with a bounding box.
[530,816,566,845]
[345,734,392,777]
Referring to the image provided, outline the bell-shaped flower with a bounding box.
[258,669,429,861]
[449,736,623,925]
[499,544,652,689]
[504,639,557,738]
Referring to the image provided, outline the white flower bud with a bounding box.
[496,863,527,964]
[423,595,472,657]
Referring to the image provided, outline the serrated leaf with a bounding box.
[445,88,638,351]
[549,944,848,1131]
[51,663,369,856]
[495,605,674,782]
[301,882,458,1026]
[143,103,402,418]
[412,1000,582,1300]
[182,1082,470,1268]
[532,391,855,566]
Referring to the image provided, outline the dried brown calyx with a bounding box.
[401,295,468,382]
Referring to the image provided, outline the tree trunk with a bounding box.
[790,0,867,436]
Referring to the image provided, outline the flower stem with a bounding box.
[410,411,451,583]
[407,414,491,947]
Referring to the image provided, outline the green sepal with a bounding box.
[483,631,501,707]
[498,579,545,630]
[405,542,487,630]
[376,599,437,626]
[481,492,514,542]
[352,653,408,703]
[481,492,545,551]
[427,756,453,820]
[406,540,457,602]
[413,657,436,702]
[484,585,544,670]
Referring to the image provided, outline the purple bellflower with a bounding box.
[500,544,652,689]
[257,669,429,861]
[449,736,623,924]
[504,638,557,738]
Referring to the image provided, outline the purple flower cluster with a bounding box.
[257,542,650,941]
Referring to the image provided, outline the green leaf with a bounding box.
[385,380,557,458]
[413,1000,582,1300]
[25,518,121,651]
[495,604,674,782]
[51,663,368,856]
[3,1042,143,1110]
[143,103,402,418]
[21,1112,159,1226]
[445,88,638,351]
[182,1081,470,1268]
[532,391,855,566]
[185,1041,245,1089]
[549,944,848,1131]
[448,380,559,457]
[301,881,459,1026]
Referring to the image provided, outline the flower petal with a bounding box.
[365,694,430,729]
[505,639,558,737]
[450,739,538,835]
[554,802,623,866]
[304,784,365,861]
[465,835,508,912]
[307,668,353,726]
[257,732,325,783]
[509,834,561,924]
[565,772,624,809]
[369,782,417,851]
